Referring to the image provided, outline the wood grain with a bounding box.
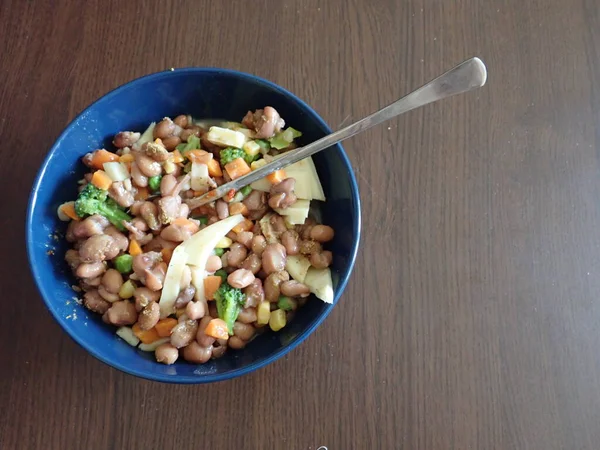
[1,0,600,448]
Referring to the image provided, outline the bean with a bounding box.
[136,153,162,177]
[211,343,227,359]
[144,263,166,291]
[205,255,222,273]
[243,190,268,218]
[170,320,199,348]
[134,287,160,311]
[158,195,182,225]
[180,126,201,142]
[140,202,160,230]
[281,230,300,255]
[236,231,253,249]
[186,300,207,320]
[132,252,161,279]
[104,226,129,252]
[73,215,109,239]
[65,249,81,271]
[83,290,110,314]
[180,265,192,290]
[107,300,138,325]
[241,253,261,275]
[173,115,189,128]
[178,203,190,219]
[113,131,140,148]
[233,322,255,341]
[243,279,265,307]
[79,235,120,263]
[227,243,248,268]
[280,280,311,297]
[153,117,175,139]
[175,285,196,309]
[237,307,258,324]
[155,343,179,365]
[183,341,213,363]
[269,214,288,233]
[160,223,195,242]
[66,221,78,243]
[160,174,177,196]
[264,271,289,302]
[216,199,229,220]
[196,316,216,347]
[131,162,148,187]
[208,302,218,318]
[76,262,106,279]
[162,135,181,151]
[98,284,120,304]
[101,269,123,294]
[310,251,333,269]
[262,243,287,274]
[299,239,322,256]
[143,141,170,162]
[310,225,335,243]
[228,336,246,350]
[139,302,160,330]
[269,178,297,209]
[254,106,284,139]
[109,181,135,208]
[227,269,255,289]
[252,235,267,256]
[82,276,102,288]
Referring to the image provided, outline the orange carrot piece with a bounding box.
[172,217,200,234]
[60,201,80,221]
[204,275,222,301]
[266,169,286,185]
[134,186,149,201]
[90,149,119,169]
[132,323,161,344]
[129,239,142,256]
[204,318,229,340]
[228,202,248,216]
[91,170,113,190]
[119,153,135,163]
[172,149,184,164]
[207,158,223,177]
[224,158,251,180]
[161,248,173,265]
[187,149,213,165]
[232,218,254,233]
[154,318,178,337]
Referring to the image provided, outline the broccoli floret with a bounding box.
[74,184,132,231]
[220,147,257,165]
[148,175,162,192]
[214,281,246,335]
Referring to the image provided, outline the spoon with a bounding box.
[187,57,487,207]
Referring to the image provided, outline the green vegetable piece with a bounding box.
[255,139,270,151]
[214,281,246,334]
[175,143,187,151]
[183,161,192,173]
[114,254,133,274]
[240,185,253,197]
[220,147,246,165]
[277,296,294,311]
[193,216,208,225]
[74,184,132,231]
[180,135,201,155]
[268,127,302,149]
[214,269,228,282]
[148,175,162,192]
[213,248,224,257]
[288,127,302,139]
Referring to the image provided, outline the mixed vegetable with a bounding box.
[59,107,335,365]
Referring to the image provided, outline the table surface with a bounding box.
[2,0,600,449]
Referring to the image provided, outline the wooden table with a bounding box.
[2,0,600,448]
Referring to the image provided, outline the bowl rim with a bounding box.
[26,67,361,384]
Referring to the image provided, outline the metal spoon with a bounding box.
[188,57,487,207]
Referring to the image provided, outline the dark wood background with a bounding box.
[2,0,600,449]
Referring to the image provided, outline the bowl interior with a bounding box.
[27,68,360,383]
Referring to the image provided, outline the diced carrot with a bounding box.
[134,186,149,201]
[129,239,142,256]
[266,169,286,185]
[161,247,173,264]
[204,275,222,301]
[224,158,251,180]
[90,149,119,169]
[172,217,200,234]
[204,318,229,340]
[154,318,178,337]
[193,189,208,197]
[228,202,249,216]
[132,323,161,344]
[207,158,223,177]
[60,201,80,221]
[172,149,184,164]
[91,170,113,190]
[187,149,213,165]
[119,153,135,163]
[232,218,254,233]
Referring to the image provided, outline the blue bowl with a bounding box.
[26,68,361,383]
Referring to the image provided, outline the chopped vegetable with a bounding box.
[161,247,173,264]
[207,158,223,177]
[193,216,208,225]
[172,149,184,163]
[285,255,311,283]
[220,147,246,165]
[255,139,270,153]
[177,135,201,155]
[229,202,249,216]
[114,254,133,274]
[256,301,271,326]
[191,162,210,191]
[118,279,136,299]
[215,237,232,249]
[243,140,261,158]
[204,275,223,300]
[269,309,287,331]
[277,296,296,311]
[266,169,286,185]
[116,326,140,347]
[303,267,334,304]
[206,126,246,149]
[240,185,253,197]
[268,127,302,150]
[134,186,150,201]
[132,122,156,150]
[138,337,170,352]
[119,153,135,163]
[91,170,113,190]
[214,269,228,282]
[273,199,310,225]
[155,318,178,337]
[224,158,251,180]
[232,218,253,233]
[58,201,79,221]
[213,247,224,257]
[90,149,119,170]
[148,175,162,192]
[214,282,245,334]
[187,149,213,165]
[74,184,131,231]
[132,323,161,344]
[204,318,230,340]
[129,240,142,257]
[103,161,130,182]
[251,158,267,171]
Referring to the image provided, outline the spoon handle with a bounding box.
[189,57,487,206]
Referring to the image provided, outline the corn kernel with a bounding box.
[256,301,271,326]
[269,309,286,332]
[243,141,261,157]
[118,280,136,299]
[251,159,267,171]
[215,237,232,248]
[163,160,176,174]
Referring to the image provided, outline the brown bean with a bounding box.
[271,178,295,195]
[236,231,253,249]
[144,263,166,291]
[155,343,179,365]
[264,271,289,302]
[76,262,106,279]
[243,190,268,218]
[130,162,148,187]
[79,235,120,263]
[134,287,160,311]
[281,230,300,255]
[160,223,195,242]
[310,225,335,243]
[183,341,213,363]
[251,235,267,256]
[269,214,288,233]
[241,253,261,275]
[233,322,255,341]
[139,302,160,330]
[81,276,102,288]
[237,307,257,324]
[107,301,138,325]
[101,269,123,294]
[280,280,311,297]
[262,243,287,274]
[136,153,162,177]
[243,279,264,307]
[173,115,189,128]
[205,255,222,273]
[113,131,140,148]
[143,141,170,162]
[299,239,322,256]
[170,320,199,348]
[268,178,297,209]
[178,203,190,219]
[83,290,110,314]
[108,181,135,208]
[310,251,333,269]
[158,195,182,225]
[73,215,109,239]
[196,316,216,347]
[132,252,161,279]
[227,243,248,268]
[216,199,229,220]
[180,126,201,142]
[162,135,181,151]
[227,269,255,289]
[65,249,81,271]
[185,300,207,320]
[160,174,177,196]
[175,285,196,309]
[104,226,129,252]
[140,202,160,230]
[211,343,227,359]
[228,336,246,350]
[153,117,175,139]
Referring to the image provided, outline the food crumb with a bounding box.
[46,250,55,256]
[170,67,175,71]
[72,285,81,292]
